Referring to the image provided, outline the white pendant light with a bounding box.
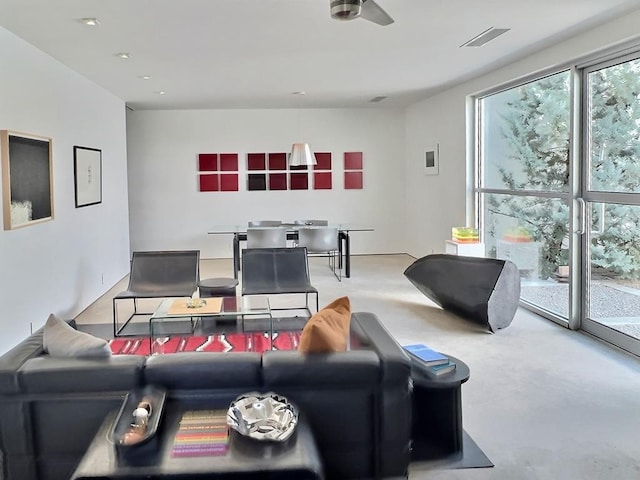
[288,91,317,167]
[289,142,316,167]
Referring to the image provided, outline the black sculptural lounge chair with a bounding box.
[112,250,200,336]
[241,247,319,319]
[404,254,520,332]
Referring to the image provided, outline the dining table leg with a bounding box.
[233,233,240,279]
[338,231,351,278]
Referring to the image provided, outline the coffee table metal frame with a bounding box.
[149,296,273,350]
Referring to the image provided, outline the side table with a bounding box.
[444,240,485,257]
[71,403,324,479]
[199,277,239,297]
[410,354,470,460]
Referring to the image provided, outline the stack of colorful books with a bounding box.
[451,227,479,243]
[171,409,229,457]
[403,343,457,377]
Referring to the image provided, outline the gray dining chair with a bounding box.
[246,227,288,249]
[290,220,329,247]
[248,220,282,227]
[296,226,341,280]
[293,219,329,226]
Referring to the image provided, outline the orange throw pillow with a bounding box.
[298,296,351,353]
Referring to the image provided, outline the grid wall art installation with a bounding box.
[246,151,336,192]
[198,153,239,192]
[313,152,333,190]
[198,151,363,192]
[344,152,364,189]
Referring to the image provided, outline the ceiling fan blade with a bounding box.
[360,0,394,26]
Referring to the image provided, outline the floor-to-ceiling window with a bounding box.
[476,71,572,325]
[581,53,640,354]
[475,49,640,356]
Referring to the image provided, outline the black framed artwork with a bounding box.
[74,145,102,208]
[424,144,439,176]
[1,130,54,230]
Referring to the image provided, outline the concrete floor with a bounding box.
[76,254,640,480]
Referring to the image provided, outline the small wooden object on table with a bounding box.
[166,297,222,315]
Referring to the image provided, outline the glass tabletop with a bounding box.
[207,224,374,234]
[149,296,273,345]
[151,296,270,320]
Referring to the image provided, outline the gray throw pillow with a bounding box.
[43,313,111,358]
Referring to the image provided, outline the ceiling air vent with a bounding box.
[461,27,510,48]
[369,96,388,103]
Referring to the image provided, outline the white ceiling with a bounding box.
[1,0,640,110]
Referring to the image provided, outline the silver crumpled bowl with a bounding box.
[226,392,298,442]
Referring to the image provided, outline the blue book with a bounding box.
[402,344,449,367]
[429,360,457,376]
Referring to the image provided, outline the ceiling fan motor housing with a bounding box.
[330,0,363,20]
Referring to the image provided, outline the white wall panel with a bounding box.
[126,108,406,259]
[404,9,640,260]
[0,28,130,354]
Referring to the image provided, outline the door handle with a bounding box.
[575,198,586,235]
[592,202,605,236]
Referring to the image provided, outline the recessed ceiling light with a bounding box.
[115,52,131,59]
[139,75,152,80]
[80,18,100,26]
[153,91,166,95]
[291,91,306,96]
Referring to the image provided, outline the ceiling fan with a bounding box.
[330,0,394,26]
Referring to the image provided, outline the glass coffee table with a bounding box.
[149,296,273,352]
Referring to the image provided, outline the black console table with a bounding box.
[410,354,470,460]
[71,404,324,479]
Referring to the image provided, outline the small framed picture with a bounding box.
[424,144,439,176]
[74,146,102,207]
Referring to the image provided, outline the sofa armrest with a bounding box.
[0,319,81,395]
[351,311,411,383]
[350,311,412,478]
[0,329,45,394]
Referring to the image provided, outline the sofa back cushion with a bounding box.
[144,352,262,390]
[19,355,145,394]
[262,349,380,479]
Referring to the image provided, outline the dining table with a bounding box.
[207,223,374,279]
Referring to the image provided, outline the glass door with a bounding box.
[477,71,572,325]
[581,54,640,356]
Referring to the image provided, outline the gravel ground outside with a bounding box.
[521,282,640,338]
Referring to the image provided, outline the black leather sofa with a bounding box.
[0,312,412,480]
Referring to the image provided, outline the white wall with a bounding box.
[126,108,406,259]
[0,28,130,354]
[404,8,640,259]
